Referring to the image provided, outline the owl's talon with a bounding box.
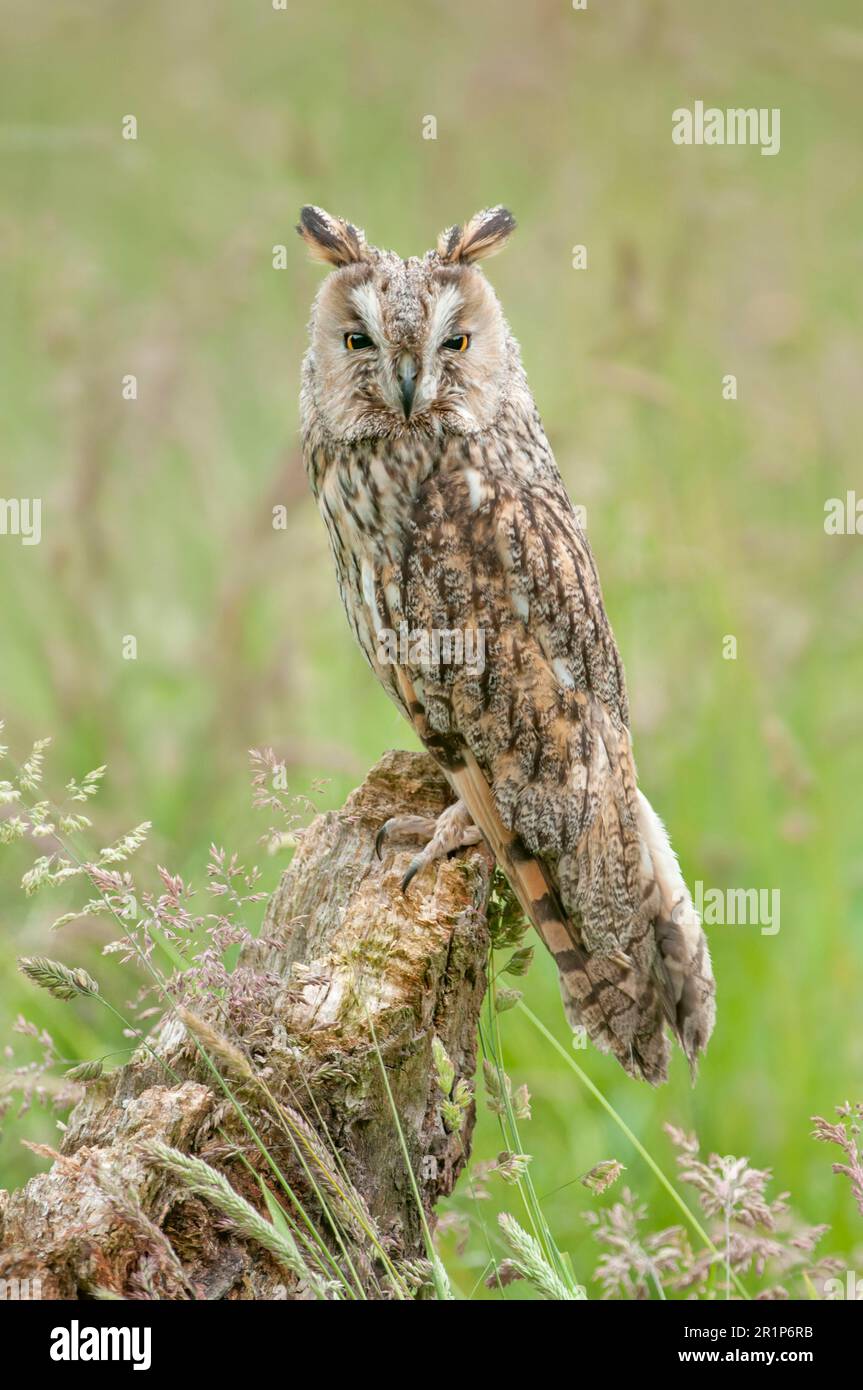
[381,800,482,894]
[401,857,424,894]
[374,814,439,860]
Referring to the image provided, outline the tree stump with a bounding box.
[0,750,494,1299]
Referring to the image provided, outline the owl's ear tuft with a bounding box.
[296,206,367,267]
[437,206,516,265]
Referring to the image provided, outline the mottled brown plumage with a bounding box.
[298,204,715,1084]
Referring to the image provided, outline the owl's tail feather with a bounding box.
[447,749,714,1085]
[557,950,672,1085]
[505,848,672,1084]
[556,788,716,1084]
[635,790,716,1076]
[448,752,668,1081]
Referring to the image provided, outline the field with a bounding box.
[1,0,861,1296]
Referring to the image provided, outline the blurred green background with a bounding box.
[1,0,862,1294]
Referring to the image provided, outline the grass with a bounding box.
[1,0,862,1297]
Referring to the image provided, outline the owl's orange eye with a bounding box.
[442,333,470,352]
[345,332,374,351]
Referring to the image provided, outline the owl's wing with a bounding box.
[395,463,714,1083]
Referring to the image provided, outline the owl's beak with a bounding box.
[398,354,418,419]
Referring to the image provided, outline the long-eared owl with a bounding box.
[298,204,715,1084]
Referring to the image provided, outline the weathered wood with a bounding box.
[0,751,494,1299]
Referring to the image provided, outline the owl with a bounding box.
[297,204,715,1084]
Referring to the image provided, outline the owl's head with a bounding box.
[298,205,520,442]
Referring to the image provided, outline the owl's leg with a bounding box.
[375,799,482,893]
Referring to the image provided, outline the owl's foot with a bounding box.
[375,799,483,893]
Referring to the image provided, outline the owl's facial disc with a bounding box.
[310,256,509,441]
